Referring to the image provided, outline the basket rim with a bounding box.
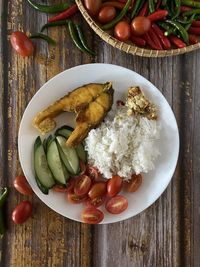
[75,0,200,57]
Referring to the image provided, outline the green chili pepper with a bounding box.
[171,0,181,19]
[75,25,96,56]
[0,187,8,238]
[177,13,196,24]
[148,0,155,14]
[41,20,69,32]
[159,22,177,36]
[102,0,132,30]
[29,33,56,46]
[27,0,69,14]
[183,9,200,17]
[68,21,93,56]
[131,0,145,18]
[181,0,200,8]
[165,20,189,44]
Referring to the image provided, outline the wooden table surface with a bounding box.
[0,1,200,267]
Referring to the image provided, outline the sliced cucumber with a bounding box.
[56,136,80,175]
[43,138,47,153]
[55,126,74,139]
[46,134,54,148]
[35,175,49,195]
[57,143,75,174]
[47,138,69,185]
[34,136,55,193]
[75,143,87,163]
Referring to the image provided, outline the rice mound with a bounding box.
[85,106,160,180]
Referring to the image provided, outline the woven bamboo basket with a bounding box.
[75,0,200,57]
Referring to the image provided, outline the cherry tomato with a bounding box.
[66,178,76,193]
[53,185,68,193]
[85,196,105,208]
[83,0,102,17]
[79,160,86,175]
[82,207,104,224]
[114,21,131,42]
[10,31,34,57]
[98,6,116,24]
[123,174,142,192]
[12,201,33,224]
[107,175,123,197]
[86,165,103,181]
[74,175,92,196]
[88,182,107,200]
[105,195,128,214]
[131,16,151,36]
[67,191,87,204]
[13,175,34,196]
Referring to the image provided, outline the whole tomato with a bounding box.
[12,201,33,224]
[10,31,34,57]
[83,0,102,17]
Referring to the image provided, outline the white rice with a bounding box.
[85,106,160,180]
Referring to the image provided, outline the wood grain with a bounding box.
[0,1,200,266]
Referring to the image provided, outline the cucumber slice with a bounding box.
[35,175,49,195]
[47,139,69,185]
[56,136,80,175]
[43,138,47,153]
[46,134,54,148]
[57,143,75,174]
[76,143,87,163]
[34,136,55,192]
[55,126,74,139]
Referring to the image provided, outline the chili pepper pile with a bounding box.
[83,0,200,50]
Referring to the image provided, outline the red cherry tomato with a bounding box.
[88,182,107,200]
[66,178,76,193]
[107,175,123,197]
[10,31,34,57]
[79,160,86,175]
[83,0,102,17]
[105,195,128,214]
[131,16,151,36]
[85,195,105,208]
[98,6,116,24]
[74,175,92,196]
[114,21,131,42]
[12,201,33,224]
[123,174,142,192]
[86,165,103,181]
[67,191,87,204]
[82,207,104,224]
[53,185,68,193]
[13,175,34,196]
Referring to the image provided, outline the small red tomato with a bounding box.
[105,195,128,214]
[85,196,105,208]
[13,175,34,196]
[83,0,102,17]
[67,191,87,204]
[86,165,103,181]
[10,31,34,57]
[131,16,151,36]
[12,201,33,224]
[74,175,92,196]
[53,185,68,193]
[123,174,142,192]
[82,207,104,224]
[98,6,116,24]
[66,178,76,193]
[107,175,123,197]
[88,182,107,200]
[114,21,131,42]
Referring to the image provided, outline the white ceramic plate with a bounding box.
[18,63,179,224]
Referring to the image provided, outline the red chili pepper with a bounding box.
[189,35,198,44]
[131,35,146,47]
[138,2,148,16]
[147,10,168,22]
[169,35,186,48]
[152,23,171,49]
[188,27,200,35]
[180,6,192,12]
[143,32,162,50]
[48,4,79,23]
[148,27,163,50]
[192,20,200,27]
